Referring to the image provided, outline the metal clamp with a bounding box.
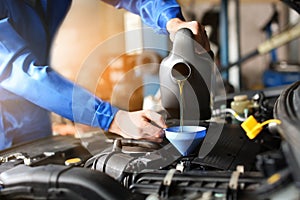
[163,169,177,186]
[229,165,244,190]
[0,153,31,165]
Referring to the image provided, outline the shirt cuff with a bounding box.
[94,102,119,131]
[157,7,185,34]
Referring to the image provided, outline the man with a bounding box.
[0,0,211,150]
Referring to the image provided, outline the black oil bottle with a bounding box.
[159,28,213,122]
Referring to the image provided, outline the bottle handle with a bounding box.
[171,28,195,58]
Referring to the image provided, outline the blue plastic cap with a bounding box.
[165,126,207,156]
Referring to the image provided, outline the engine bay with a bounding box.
[0,82,299,200]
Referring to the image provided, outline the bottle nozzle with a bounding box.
[171,62,191,81]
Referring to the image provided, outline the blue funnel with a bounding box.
[165,126,206,156]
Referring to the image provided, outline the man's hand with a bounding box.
[166,18,211,52]
[108,110,167,143]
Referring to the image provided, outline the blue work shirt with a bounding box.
[0,0,183,150]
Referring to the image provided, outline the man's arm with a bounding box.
[0,18,118,130]
[102,0,184,34]
[103,0,211,52]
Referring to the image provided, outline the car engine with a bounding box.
[0,81,299,200]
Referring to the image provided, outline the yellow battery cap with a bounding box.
[65,158,82,166]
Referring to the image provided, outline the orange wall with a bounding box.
[50,0,125,84]
[50,0,147,110]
